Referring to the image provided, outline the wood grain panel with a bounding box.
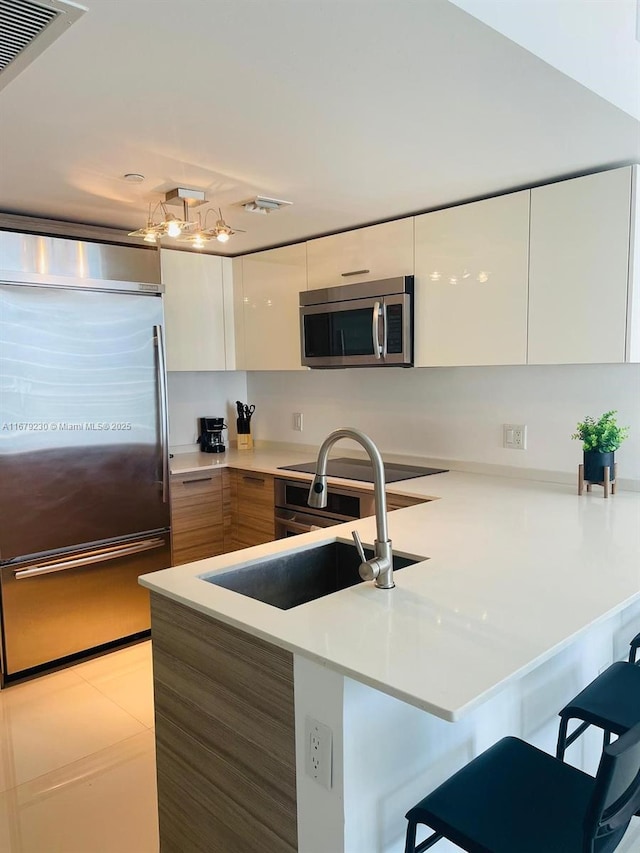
[222,467,232,552]
[228,469,275,551]
[170,470,224,565]
[151,594,297,853]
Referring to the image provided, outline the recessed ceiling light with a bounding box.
[124,173,145,183]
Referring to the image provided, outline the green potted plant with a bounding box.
[572,410,629,482]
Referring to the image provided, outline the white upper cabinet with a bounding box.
[414,191,530,367]
[306,218,414,289]
[238,243,308,370]
[160,249,231,371]
[528,167,635,364]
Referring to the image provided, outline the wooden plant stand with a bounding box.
[578,462,617,498]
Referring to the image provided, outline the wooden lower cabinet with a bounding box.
[386,492,430,511]
[170,470,225,566]
[169,467,423,565]
[227,469,275,551]
[151,593,297,853]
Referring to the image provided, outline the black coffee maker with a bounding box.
[198,417,227,453]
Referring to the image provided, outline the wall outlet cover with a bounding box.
[503,423,527,450]
[305,715,332,789]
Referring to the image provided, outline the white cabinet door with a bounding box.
[306,218,414,289]
[414,191,529,366]
[528,167,633,364]
[161,249,227,371]
[240,243,307,370]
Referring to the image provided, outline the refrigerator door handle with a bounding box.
[13,537,166,580]
[154,324,170,504]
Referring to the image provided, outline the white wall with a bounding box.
[167,371,248,449]
[247,364,640,481]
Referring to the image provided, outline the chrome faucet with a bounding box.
[308,428,394,589]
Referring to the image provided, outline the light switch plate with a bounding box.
[503,423,527,450]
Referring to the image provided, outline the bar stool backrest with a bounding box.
[585,721,640,853]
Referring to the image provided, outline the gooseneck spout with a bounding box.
[308,428,394,589]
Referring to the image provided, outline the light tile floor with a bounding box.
[0,642,158,853]
[1,640,640,853]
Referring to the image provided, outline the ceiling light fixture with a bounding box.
[241,196,292,214]
[129,188,246,247]
[129,188,206,244]
[179,208,245,247]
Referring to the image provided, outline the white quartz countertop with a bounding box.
[143,447,640,721]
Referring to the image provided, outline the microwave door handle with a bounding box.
[381,301,388,358]
[372,301,382,359]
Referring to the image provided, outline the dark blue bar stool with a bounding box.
[404,721,640,853]
[556,632,640,761]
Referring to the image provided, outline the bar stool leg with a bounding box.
[405,820,417,853]
[604,465,610,499]
[557,716,569,760]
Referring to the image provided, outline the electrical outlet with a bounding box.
[293,412,303,431]
[305,716,332,789]
[503,423,527,450]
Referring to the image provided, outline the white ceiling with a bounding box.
[0,0,638,255]
[450,0,640,120]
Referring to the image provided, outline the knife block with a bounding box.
[237,433,253,451]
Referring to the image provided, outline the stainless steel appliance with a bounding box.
[0,231,170,681]
[300,276,414,368]
[198,416,227,453]
[274,478,374,538]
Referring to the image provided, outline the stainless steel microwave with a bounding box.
[299,276,414,368]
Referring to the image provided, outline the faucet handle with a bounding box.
[351,530,367,564]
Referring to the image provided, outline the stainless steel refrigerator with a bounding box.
[0,232,171,681]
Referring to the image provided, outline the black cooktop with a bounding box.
[278,457,448,484]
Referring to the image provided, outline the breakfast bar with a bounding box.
[141,451,640,852]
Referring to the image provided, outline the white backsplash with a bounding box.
[167,371,248,449]
[246,364,640,480]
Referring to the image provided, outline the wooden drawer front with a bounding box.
[172,471,221,502]
[171,471,224,565]
[229,470,275,551]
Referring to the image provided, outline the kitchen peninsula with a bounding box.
[141,448,640,853]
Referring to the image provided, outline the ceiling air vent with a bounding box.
[0,0,86,93]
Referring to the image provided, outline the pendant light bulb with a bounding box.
[193,233,205,249]
[216,231,230,243]
[166,218,182,238]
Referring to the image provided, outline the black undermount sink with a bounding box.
[201,540,426,610]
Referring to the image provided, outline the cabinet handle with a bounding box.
[14,538,165,579]
[341,269,370,277]
[182,477,213,485]
[242,475,265,484]
[154,324,169,504]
